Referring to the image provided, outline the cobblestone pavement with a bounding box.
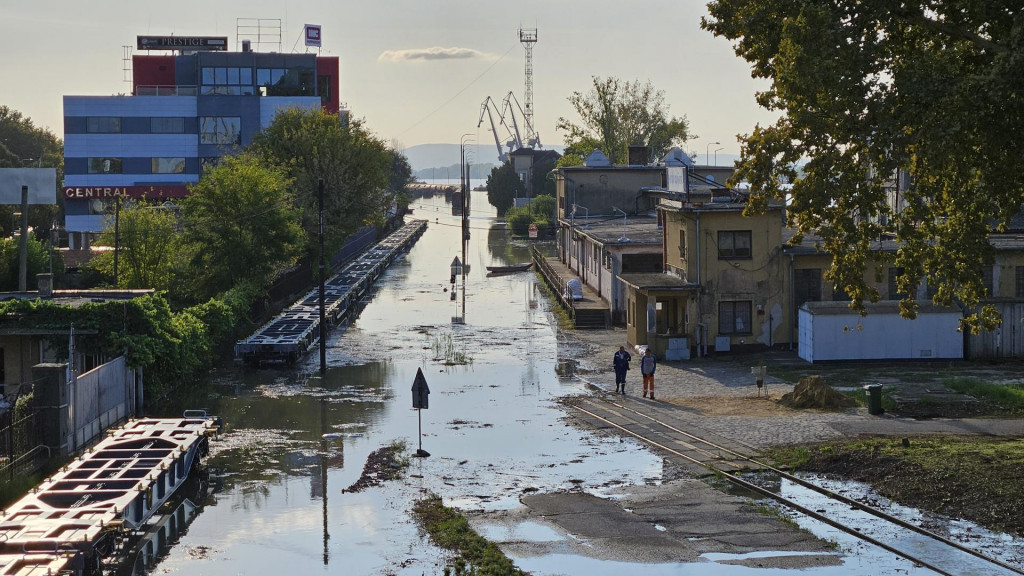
[561,327,1024,448]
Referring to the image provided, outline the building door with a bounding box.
[794,268,822,327]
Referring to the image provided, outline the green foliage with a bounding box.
[944,377,1024,413]
[486,162,525,216]
[0,287,259,402]
[90,201,180,290]
[249,108,396,257]
[532,194,557,219]
[702,0,1024,331]
[412,493,528,576]
[180,153,304,302]
[505,208,534,236]
[0,233,51,291]
[557,76,690,165]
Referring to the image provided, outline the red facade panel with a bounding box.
[316,56,340,114]
[132,55,176,93]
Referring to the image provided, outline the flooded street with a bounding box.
[152,190,663,575]
[145,190,1024,575]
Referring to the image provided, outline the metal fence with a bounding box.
[70,356,138,452]
[0,409,47,482]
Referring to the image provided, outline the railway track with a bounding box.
[568,394,1024,576]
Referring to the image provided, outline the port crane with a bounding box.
[478,91,542,163]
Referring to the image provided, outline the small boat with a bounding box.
[486,262,533,274]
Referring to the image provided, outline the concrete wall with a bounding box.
[557,167,665,219]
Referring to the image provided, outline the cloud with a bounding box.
[378,46,497,62]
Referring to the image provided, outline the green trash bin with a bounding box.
[864,384,884,415]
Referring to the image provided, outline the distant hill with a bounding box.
[402,143,564,173]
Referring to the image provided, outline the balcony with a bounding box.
[135,85,198,96]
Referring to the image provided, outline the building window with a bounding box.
[982,265,994,296]
[88,158,122,174]
[151,158,186,174]
[718,230,751,259]
[794,268,822,308]
[87,117,121,133]
[201,67,255,95]
[200,117,241,145]
[200,157,221,171]
[888,267,903,299]
[151,117,185,133]
[679,230,686,261]
[318,75,331,103]
[719,301,752,335]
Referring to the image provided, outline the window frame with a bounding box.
[88,157,123,174]
[717,230,752,259]
[150,117,185,134]
[718,300,753,335]
[86,117,121,133]
[151,157,186,174]
[199,116,241,145]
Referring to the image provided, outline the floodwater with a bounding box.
[145,189,1024,575]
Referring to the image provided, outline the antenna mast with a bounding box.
[519,27,539,147]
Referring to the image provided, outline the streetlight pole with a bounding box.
[714,147,724,167]
[705,141,720,166]
[459,133,474,321]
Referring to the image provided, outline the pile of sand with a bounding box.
[778,376,858,411]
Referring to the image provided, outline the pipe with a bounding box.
[696,211,703,357]
[788,252,795,351]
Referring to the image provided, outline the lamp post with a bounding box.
[705,141,720,166]
[458,133,474,322]
[714,147,724,167]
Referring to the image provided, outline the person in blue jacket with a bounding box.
[613,346,631,394]
[641,348,657,399]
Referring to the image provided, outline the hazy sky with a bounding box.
[1,1,777,162]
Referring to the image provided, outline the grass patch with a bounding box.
[532,271,574,330]
[768,436,1024,535]
[412,493,529,576]
[944,376,1024,413]
[431,333,473,366]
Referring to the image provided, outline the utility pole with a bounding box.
[318,179,327,378]
[17,186,28,291]
[113,196,121,286]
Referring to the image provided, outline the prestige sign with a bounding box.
[137,36,228,51]
[63,185,190,200]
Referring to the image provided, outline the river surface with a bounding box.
[144,189,1021,575]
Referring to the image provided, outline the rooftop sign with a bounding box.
[137,36,228,51]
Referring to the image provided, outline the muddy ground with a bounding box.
[560,326,1024,540]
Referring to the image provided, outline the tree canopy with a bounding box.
[91,201,180,291]
[249,108,398,257]
[703,1,1024,331]
[486,162,525,216]
[179,153,304,301]
[556,77,690,165]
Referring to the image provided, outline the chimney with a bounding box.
[242,39,252,52]
[37,273,53,297]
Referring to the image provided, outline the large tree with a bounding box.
[486,162,525,216]
[179,153,304,301]
[556,77,690,165]
[91,201,180,290]
[249,108,396,257]
[703,1,1024,331]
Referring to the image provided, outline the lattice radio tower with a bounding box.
[519,27,539,147]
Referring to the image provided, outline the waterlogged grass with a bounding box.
[532,271,574,330]
[431,333,474,366]
[943,376,1024,413]
[768,436,1024,535]
[412,493,529,576]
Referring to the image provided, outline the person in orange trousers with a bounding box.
[640,348,657,399]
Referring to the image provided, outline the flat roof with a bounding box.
[561,216,663,245]
[619,273,699,291]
